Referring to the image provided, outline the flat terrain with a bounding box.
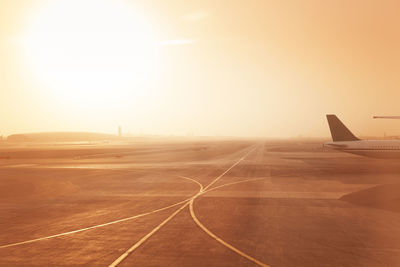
[1,139,400,266]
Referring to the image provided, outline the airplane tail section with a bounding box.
[326,114,360,142]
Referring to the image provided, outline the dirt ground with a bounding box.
[1,139,400,266]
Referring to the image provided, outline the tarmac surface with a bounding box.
[1,139,400,266]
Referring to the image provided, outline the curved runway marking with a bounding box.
[0,176,201,249]
[189,199,269,267]
[189,175,269,267]
[178,176,204,192]
[2,145,262,266]
[108,147,256,266]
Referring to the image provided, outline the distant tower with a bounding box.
[118,126,122,137]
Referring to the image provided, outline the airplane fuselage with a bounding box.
[325,140,400,158]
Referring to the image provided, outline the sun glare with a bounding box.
[21,0,160,108]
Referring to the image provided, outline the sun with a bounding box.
[21,0,160,108]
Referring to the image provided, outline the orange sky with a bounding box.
[1,0,400,138]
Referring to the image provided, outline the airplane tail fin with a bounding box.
[326,114,360,142]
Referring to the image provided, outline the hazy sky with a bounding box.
[1,0,400,138]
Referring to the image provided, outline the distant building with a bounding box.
[118,126,122,137]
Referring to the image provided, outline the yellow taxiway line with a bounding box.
[189,199,269,267]
[108,175,204,267]
[3,145,269,267]
[109,200,191,267]
[0,176,202,249]
[189,186,269,267]
[108,146,261,266]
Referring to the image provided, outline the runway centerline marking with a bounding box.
[108,146,257,266]
[188,145,269,267]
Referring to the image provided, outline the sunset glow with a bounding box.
[21,0,160,109]
[0,0,400,136]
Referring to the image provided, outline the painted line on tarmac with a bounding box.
[0,176,202,249]
[188,146,269,267]
[204,177,268,194]
[108,146,256,266]
[203,147,255,191]
[108,176,204,267]
[1,164,38,168]
[178,176,204,192]
[189,198,269,267]
[109,201,192,267]
[0,198,191,249]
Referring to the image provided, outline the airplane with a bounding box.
[324,114,400,158]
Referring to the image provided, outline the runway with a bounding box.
[1,139,400,266]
